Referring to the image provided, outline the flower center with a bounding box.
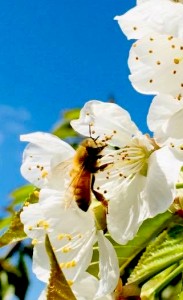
[172,0,183,3]
[117,137,156,177]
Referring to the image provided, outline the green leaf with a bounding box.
[63,108,80,121]
[0,271,15,300]
[141,264,178,300]
[45,235,76,300]
[0,211,26,247]
[52,108,80,139]
[0,217,12,231]
[118,211,173,274]
[0,190,39,247]
[9,185,35,208]
[87,211,173,279]
[53,121,79,139]
[87,245,99,277]
[128,224,183,285]
[12,253,29,300]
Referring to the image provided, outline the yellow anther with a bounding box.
[57,234,65,240]
[60,260,77,269]
[67,280,74,286]
[32,239,38,246]
[41,171,48,178]
[37,220,49,229]
[28,226,33,231]
[61,247,72,253]
[65,234,72,241]
[65,260,77,268]
[24,201,30,207]
[33,190,40,198]
[57,233,72,241]
[174,58,180,64]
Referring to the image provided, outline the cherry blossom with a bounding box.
[20,188,119,297]
[147,94,183,145]
[128,33,183,98]
[115,0,183,40]
[38,272,114,300]
[71,100,183,244]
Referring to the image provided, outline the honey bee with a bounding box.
[69,137,108,212]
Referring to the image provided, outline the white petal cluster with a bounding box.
[115,0,183,40]
[38,273,113,300]
[147,94,183,145]
[128,33,183,98]
[116,0,183,99]
[71,100,183,244]
[19,1,183,298]
[20,132,119,298]
[115,0,183,147]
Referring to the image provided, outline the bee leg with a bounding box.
[94,162,113,173]
[91,175,108,213]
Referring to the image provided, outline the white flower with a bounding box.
[20,132,75,189]
[147,94,183,145]
[20,188,119,297]
[20,131,110,211]
[71,100,183,244]
[115,0,183,41]
[38,272,114,300]
[128,33,183,98]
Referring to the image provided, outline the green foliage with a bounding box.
[0,242,31,300]
[87,211,173,280]
[118,211,173,275]
[179,291,183,300]
[9,185,35,209]
[128,224,183,285]
[1,108,183,299]
[140,264,178,300]
[0,217,12,231]
[0,210,26,247]
[45,235,76,300]
[0,189,39,248]
[52,108,80,140]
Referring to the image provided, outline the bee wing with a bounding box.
[67,163,92,211]
[48,159,73,190]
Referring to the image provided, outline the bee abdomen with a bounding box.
[71,170,91,211]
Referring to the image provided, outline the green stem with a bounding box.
[154,262,183,296]
[176,183,183,189]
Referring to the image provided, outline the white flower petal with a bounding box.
[115,0,183,40]
[71,100,139,147]
[38,273,113,300]
[33,243,50,283]
[96,231,119,297]
[73,272,113,300]
[72,272,101,300]
[20,132,75,188]
[107,174,149,244]
[20,203,45,242]
[129,33,183,97]
[38,289,47,300]
[142,146,183,214]
[39,189,96,282]
[147,94,183,144]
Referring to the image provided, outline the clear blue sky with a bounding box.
[0,0,152,299]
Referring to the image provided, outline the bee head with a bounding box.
[81,138,106,156]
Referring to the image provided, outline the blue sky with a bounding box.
[0,0,153,299]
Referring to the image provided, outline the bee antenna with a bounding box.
[94,136,99,142]
[88,124,100,144]
[89,123,92,138]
